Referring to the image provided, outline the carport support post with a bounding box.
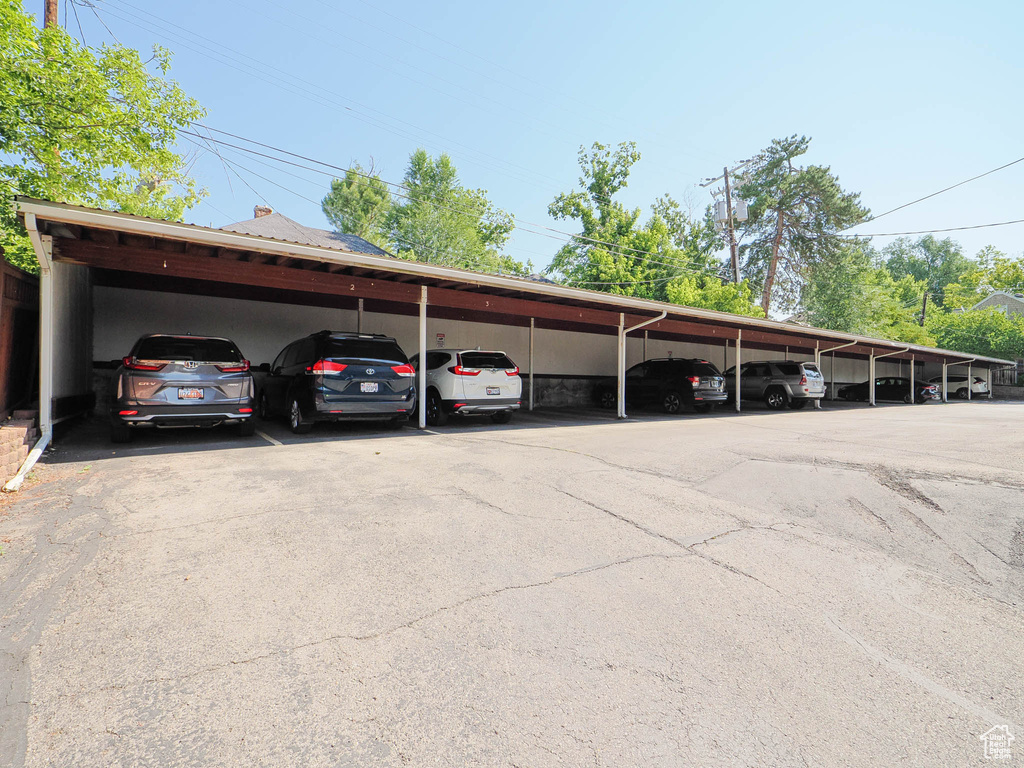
[869,353,876,406]
[418,286,427,429]
[870,346,910,406]
[813,341,821,410]
[735,330,741,413]
[617,313,626,419]
[528,317,534,411]
[357,298,364,333]
[909,354,915,405]
[942,361,948,403]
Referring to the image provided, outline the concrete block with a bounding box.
[12,409,38,421]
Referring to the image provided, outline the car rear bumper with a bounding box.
[445,397,521,414]
[113,401,254,427]
[312,398,416,421]
[691,390,728,403]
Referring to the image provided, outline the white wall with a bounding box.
[52,262,92,398]
[95,286,950,384]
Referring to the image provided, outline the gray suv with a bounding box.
[724,360,826,410]
[110,334,256,442]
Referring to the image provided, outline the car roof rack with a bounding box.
[313,330,393,340]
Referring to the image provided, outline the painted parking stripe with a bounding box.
[256,429,283,447]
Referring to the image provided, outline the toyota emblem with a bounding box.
[366,367,375,375]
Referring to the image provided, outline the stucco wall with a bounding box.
[52,262,92,400]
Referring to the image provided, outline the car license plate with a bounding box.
[360,382,378,393]
[486,386,500,395]
[178,387,203,400]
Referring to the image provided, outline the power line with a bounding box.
[843,218,1024,238]
[845,154,1024,230]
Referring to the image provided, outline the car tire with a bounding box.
[662,391,682,414]
[110,419,132,444]
[764,387,788,410]
[956,388,969,400]
[842,390,857,402]
[257,392,271,420]
[237,418,256,437]
[426,390,448,427]
[787,399,808,410]
[599,389,616,410]
[903,393,914,404]
[288,398,312,434]
[694,403,715,414]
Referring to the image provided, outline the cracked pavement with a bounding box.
[1,401,1023,766]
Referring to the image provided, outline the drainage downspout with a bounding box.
[3,213,52,493]
[869,346,910,406]
[954,357,977,401]
[617,311,667,419]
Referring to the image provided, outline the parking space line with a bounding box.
[256,429,283,447]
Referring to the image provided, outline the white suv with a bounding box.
[928,374,991,399]
[411,349,522,426]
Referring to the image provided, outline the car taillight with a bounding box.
[307,360,347,374]
[448,366,481,376]
[238,407,253,413]
[391,364,416,377]
[799,375,807,385]
[118,410,138,416]
[686,376,700,386]
[122,356,166,372]
[505,367,520,376]
[216,360,251,372]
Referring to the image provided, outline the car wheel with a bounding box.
[903,393,914,404]
[599,389,616,409]
[288,398,312,434]
[491,411,513,424]
[764,387,788,410]
[956,388,969,400]
[787,399,808,410]
[110,419,132,444]
[426,390,448,427]
[694,403,715,414]
[843,390,857,402]
[257,392,271,420]
[238,418,256,437]
[662,391,682,414]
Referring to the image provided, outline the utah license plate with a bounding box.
[178,387,203,400]
[486,386,500,395]
[360,382,378,393]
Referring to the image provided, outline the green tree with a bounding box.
[736,135,869,315]
[1,1,206,271]
[943,247,1024,309]
[322,150,525,274]
[803,241,932,343]
[321,163,392,250]
[926,307,1024,360]
[547,141,762,313]
[882,235,974,309]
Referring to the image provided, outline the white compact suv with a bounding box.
[927,374,990,399]
[411,349,522,426]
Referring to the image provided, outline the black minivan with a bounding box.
[595,358,728,414]
[255,331,416,433]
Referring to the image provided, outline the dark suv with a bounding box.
[256,331,416,433]
[595,358,728,414]
[110,334,255,443]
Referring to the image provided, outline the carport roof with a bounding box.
[15,197,1013,367]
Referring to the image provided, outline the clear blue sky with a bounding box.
[46,0,1024,268]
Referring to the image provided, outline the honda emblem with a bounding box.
[184,361,199,369]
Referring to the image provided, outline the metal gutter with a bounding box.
[13,198,1014,367]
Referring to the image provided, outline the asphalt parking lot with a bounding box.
[2,400,1023,767]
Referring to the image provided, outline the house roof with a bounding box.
[971,290,1024,310]
[221,212,388,257]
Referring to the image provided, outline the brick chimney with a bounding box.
[254,205,273,219]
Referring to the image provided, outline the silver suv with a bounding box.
[110,334,256,442]
[724,360,826,410]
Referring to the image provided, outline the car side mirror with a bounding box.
[256,363,270,373]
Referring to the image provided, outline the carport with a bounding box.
[12,197,1014,460]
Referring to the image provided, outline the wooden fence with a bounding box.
[0,257,39,419]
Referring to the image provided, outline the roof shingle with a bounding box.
[221,212,388,257]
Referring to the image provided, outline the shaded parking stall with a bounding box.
[14,197,1013,450]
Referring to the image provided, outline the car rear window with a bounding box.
[135,337,241,362]
[459,352,516,369]
[326,339,408,363]
[803,364,821,375]
[691,361,721,376]
[773,363,802,376]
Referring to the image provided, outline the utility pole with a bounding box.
[701,157,755,283]
[919,291,928,327]
[722,166,739,283]
[44,0,59,27]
